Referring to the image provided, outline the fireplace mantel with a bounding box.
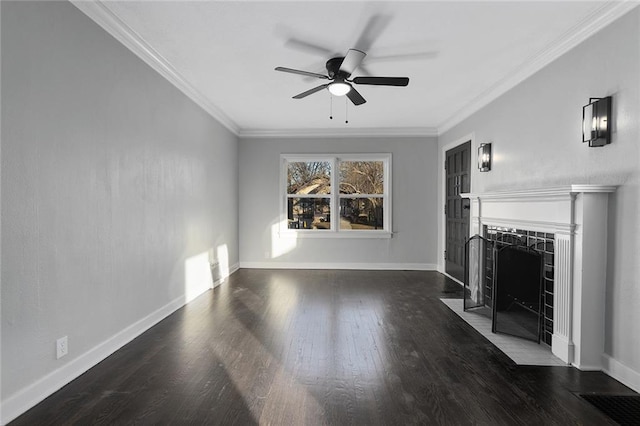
[460,185,616,370]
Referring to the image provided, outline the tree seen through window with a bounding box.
[283,156,390,233]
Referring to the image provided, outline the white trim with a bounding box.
[70,0,639,140]
[438,1,640,134]
[441,271,464,287]
[1,296,185,424]
[552,334,575,368]
[229,262,240,276]
[479,217,575,234]
[239,262,437,271]
[279,230,393,239]
[70,0,239,135]
[602,354,640,393]
[213,262,240,286]
[239,127,438,139]
[462,185,617,201]
[70,1,638,139]
[574,363,608,372]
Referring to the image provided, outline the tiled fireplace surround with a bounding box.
[461,185,616,370]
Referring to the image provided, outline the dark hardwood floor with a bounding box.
[11,269,634,425]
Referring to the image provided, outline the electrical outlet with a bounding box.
[56,336,68,359]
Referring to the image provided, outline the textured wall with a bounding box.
[238,136,438,268]
[1,0,238,403]
[439,9,640,381]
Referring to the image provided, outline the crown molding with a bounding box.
[72,0,638,140]
[70,0,240,136]
[238,126,438,139]
[437,1,640,135]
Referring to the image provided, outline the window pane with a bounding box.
[287,198,331,230]
[339,198,384,230]
[339,161,383,195]
[287,161,331,195]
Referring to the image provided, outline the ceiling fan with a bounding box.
[275,48,409,106]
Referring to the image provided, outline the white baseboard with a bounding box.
[434,264,464,286]
[551,334,574,365]
[602,354,640,393]
[229,262,240,275]
[572,363,604,372]
[213,262,239,287]
[1,289,199,425]
[238,262,437,271]
[440,271,464,286]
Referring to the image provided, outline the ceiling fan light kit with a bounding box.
[275,48,409,108]
[328,81,351,96]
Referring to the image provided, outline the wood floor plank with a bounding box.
[10,269,635,425]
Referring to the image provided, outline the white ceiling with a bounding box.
[74,1,636,137]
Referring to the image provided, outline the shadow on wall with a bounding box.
[184,244,230,302]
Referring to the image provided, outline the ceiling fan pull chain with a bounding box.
[329,95,333,120]
[345,96,349,124]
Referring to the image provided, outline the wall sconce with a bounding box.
[478,143,492,172]
[583,96,611,147]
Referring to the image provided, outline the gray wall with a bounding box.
[239,136,438,269]
[439,9,640,382]
[1,0,238,410]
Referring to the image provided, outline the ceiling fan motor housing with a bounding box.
[326,57,349,79]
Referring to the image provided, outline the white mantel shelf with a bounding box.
[460,184,616,371]
[461,184,617,200]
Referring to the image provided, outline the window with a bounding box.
[286,160,332,230]
[281,154,391,237]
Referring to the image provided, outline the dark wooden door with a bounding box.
[445,141,471,281]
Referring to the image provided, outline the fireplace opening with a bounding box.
[464,227,555,345]
[493,245,543,342]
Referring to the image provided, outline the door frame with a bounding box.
[439,133,475,284]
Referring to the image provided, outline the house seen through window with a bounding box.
[282,154,391,235]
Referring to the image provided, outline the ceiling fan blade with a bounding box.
[339,49,366,76]
[293,84,329,99]
[284,38,337,57]
[346,87,366,106]
[354,14,392,52]
[366,51,438,63]
[352,77,409,86]
[275,67,329,80]
[357,64,373,77]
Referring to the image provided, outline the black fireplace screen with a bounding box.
[492,245,544,343]
[464,231,548,344]
[464,235,494,316]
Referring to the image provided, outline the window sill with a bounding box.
[279,230,393,239]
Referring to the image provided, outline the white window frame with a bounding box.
[280,153,392,238]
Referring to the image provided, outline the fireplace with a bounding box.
[465,227,552,345]
[488,226,555,345]
[461,185,615,370]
